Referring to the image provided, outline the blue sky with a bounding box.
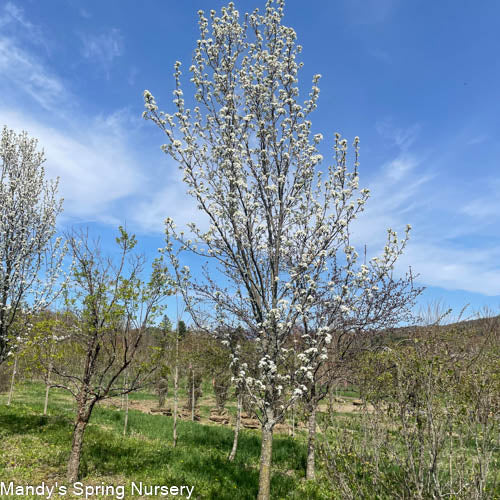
[1,0,499,319]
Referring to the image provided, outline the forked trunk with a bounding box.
[257,424,274,500]
[228,393,242,462]
[306,406,317,480]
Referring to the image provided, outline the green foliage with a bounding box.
[177,320,187,339]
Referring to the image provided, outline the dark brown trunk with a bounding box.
[67,397,94,483]
[67,415,88,482]
[306,405,317,480]
[257,423,274,500]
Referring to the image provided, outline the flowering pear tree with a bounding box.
[143,1,417,497]
[0,126,65,365]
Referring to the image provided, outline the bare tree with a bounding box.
[0,126,65,365]
[144,2,416,497]
[52,228,169,483]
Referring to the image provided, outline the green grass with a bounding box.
[2,381,497,499]
[0,382,314,499]
[329,388,360,399]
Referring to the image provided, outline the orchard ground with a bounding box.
[0,380,362,499]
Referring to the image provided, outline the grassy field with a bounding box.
[3,378,495,499]
[0,381,328,499]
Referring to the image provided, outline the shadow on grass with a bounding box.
[0,405,70,437]
[95,406,306,469]
[82,427,298,500]
[0,403,306,499]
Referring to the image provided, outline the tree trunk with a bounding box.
[257,424,274,500]
[228,392,242,462]
[123,371,129,436]
[191,369,195,422]
[43,359,53,415]
[67,410,90,482]
[7,355,17,406]
[306,405,317,480]
[123,393,129,436]
[173,333,179,447]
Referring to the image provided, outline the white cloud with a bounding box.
[381,154,419,182]
[344,0,398,25]
[131,161,209,235]
[347,121,500,297]
[460,178,500,219]
[0,37,67,114]
[80,28,123,75]
[397,243,500,296]
[461,199,500,219]
[466,134,488,146]
[368,48,392,64]
[0,1,498,300]
[1,3,32,30]
[0,108,145,224]
[79,8,91,19]
[376,119,420,150]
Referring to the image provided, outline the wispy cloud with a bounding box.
[0,0,498,301]
[382,154,419,182]
[0,108,146,225]
[460,178,500,220]
[79,8,91,20]
[397,243,500,296]
[0,6,145,226]
[0,37,68,114]
[131,169,209,234]
[0,3,67,115]
[0,2,46,47]
[349,120,500,296]
[127,66,139,87]
[80,28,123,76]
[466,134,488,146]
[343,0,399,25]
[368,48,392,64]
[376,119,420,150]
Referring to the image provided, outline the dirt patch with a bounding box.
[318,398,374,414]
[99,395,370,434]
[99,398,160,415]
